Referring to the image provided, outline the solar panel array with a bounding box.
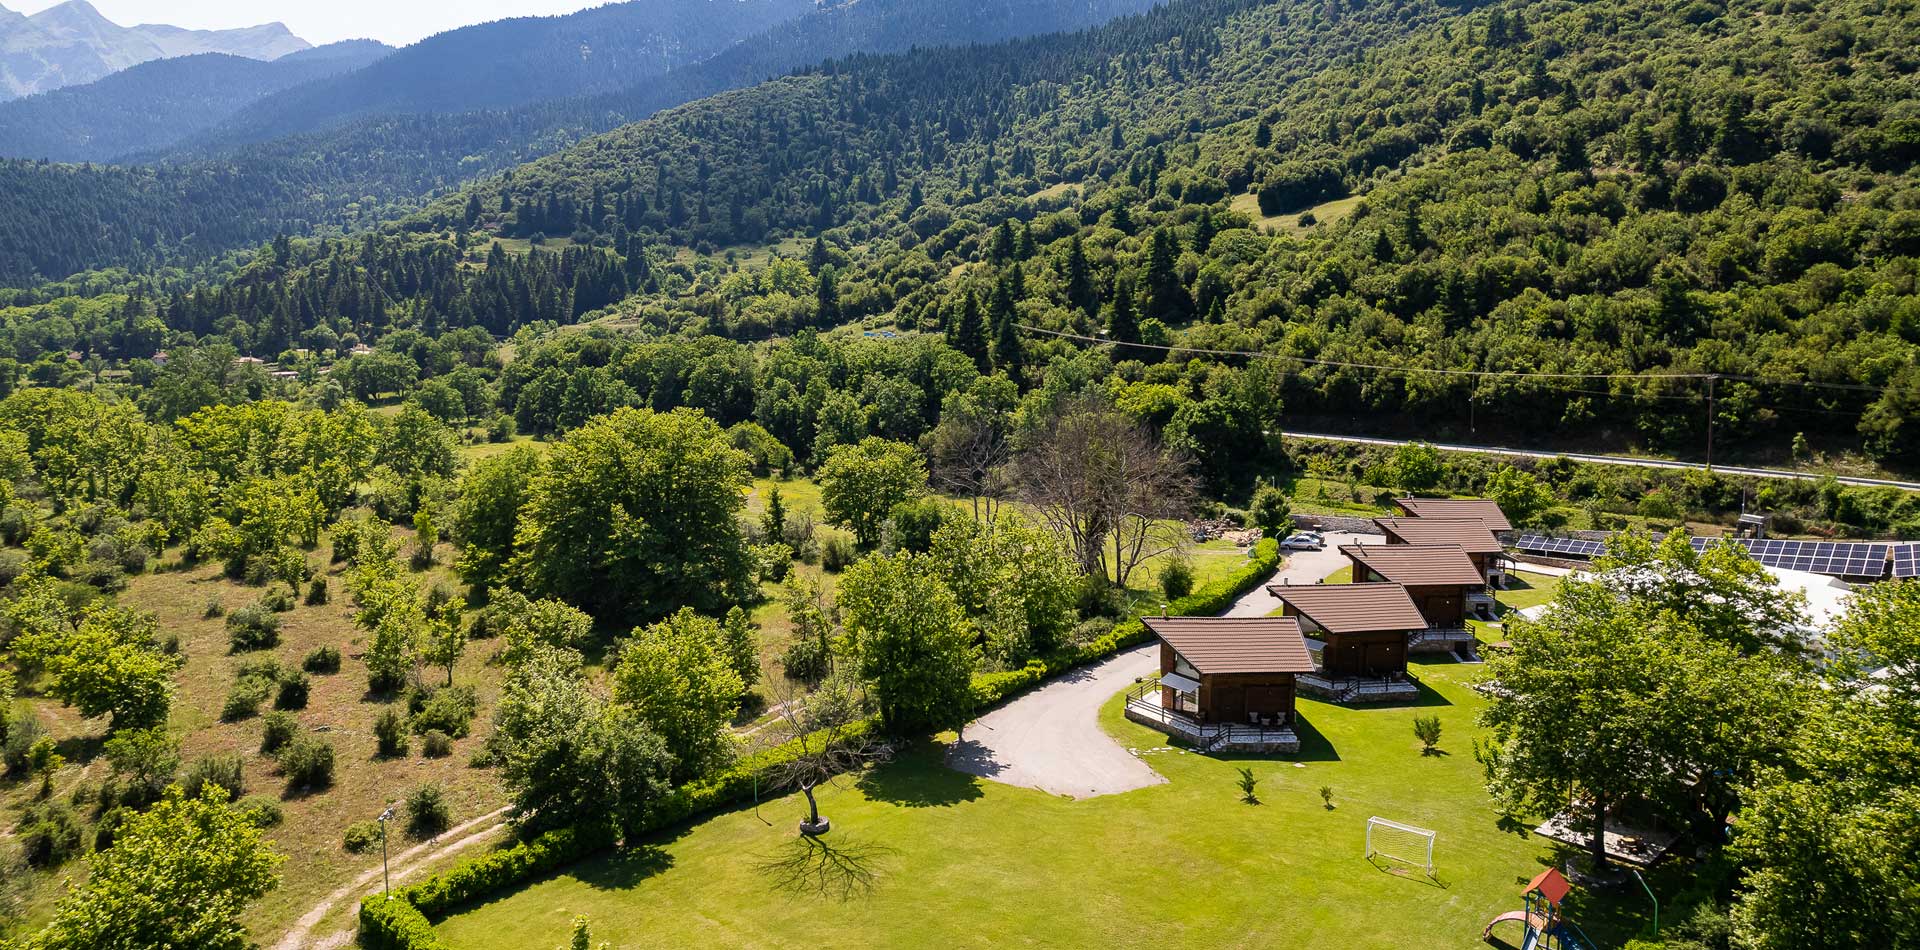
[1515,535,1607,559]
[1892,544,1920,579]
[1689,537,1891,578]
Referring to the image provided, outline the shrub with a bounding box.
[279,735,335,792]
[1413,715,1443,754]
[421,730,454,759]
[222,676,273,722]
[406,783,452,838]
[819,531,857,572]
[303,645,342,675]
[260,711,299,754]
[236,794,284,828]
[375,706,410,758]
[203,597,225,619]
[17,800,84,867]
[181,753,247,801]
[2,714,47,775]
[276,671,311,710]
[780,634,830,684]
[343,819,382,854]
[306,577,330,606]
[93,803,132,851]
[1159,556,1195,600]
[258,583,297,613]
[408,685,477,739]
[225,605,281,652]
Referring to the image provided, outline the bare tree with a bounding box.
[759,674,890,837]
[1014,404,1196,587]
[924,403,1013,522]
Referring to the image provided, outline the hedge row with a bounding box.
[360,539,1281,948]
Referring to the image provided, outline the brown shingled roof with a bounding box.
[1271,583,1429,634]
[1376,517,1504,554]
[1393,497,1513,532]
[1140,616,1315,675]
[1342,543,1485,587]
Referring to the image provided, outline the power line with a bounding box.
[1015,324,1892,396]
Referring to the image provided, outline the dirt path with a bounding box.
[272,807,512,950]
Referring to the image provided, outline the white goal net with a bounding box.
[1365,816,1436,876]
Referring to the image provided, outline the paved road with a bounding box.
[1224,531,1381,617]
[1287,432,1920,492]
[946,643,1167,798]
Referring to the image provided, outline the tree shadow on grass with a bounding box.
[574,844,675,892]
[859,741,985,808]
[756,833,897,903]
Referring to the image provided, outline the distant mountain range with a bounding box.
[0,0,1167,282]
[0,0,309,101]
[0,40,391,161]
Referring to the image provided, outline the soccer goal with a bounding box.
[1365,816,1436,876]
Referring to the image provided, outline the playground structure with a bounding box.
[1482,868,1599,950]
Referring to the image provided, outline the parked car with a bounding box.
[1281,534,1325,551]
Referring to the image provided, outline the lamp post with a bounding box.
[377,804,397,897]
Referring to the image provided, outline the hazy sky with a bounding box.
[10,0,611,47]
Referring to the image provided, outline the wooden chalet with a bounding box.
[1271,582,1430,702]
[1123,616,1313,753]
[1392,497,1514,536]
[1341,542,1494,626]
[1375,517,1510,587]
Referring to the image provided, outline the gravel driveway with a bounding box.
[946,532,1382,798]
[1223,531,1382,616]
[946,643,1165,798]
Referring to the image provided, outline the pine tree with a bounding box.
[723,606,760,693]
[762,485,787,542]
[952,291,990,372]
[1142,228,1192,323]
[1107,278,1140,345]
[990,274,1022,380]
[1064,234,1097,322]
[816,267,841,325]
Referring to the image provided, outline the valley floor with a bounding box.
[432,662,1656,949]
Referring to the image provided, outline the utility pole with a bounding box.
[378,804,396,897]
[1705,375,1717,473]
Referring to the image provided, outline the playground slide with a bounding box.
[1483,911,1532,941]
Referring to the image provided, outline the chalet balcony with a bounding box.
[1407,626,1478,655]
[1294,670,1420,704]
[1122,681,1300,754]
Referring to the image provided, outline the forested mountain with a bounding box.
[0,0,308,101]
[355,0,1913,461]
[182,0,818,151]
[0,0,1166,284]
[0,41,392,162]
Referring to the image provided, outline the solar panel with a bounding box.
[1515,535,1605,559]
[1689,536,1891,578]
[1894,544,1920,579]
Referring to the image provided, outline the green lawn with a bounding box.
[434,663,1646,949]
[1495,571,1563,614]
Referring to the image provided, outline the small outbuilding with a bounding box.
[1124,616,1314,753]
